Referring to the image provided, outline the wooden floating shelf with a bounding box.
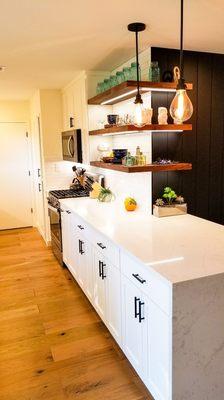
[89,124,192,136]
[90,161,192,173]
[88,80,193,105]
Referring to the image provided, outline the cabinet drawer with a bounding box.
[121,252,171,315]
[92,229,120,269]
[71,213,94,242]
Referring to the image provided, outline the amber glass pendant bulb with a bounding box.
[170,88,193,124]
[133,95,147,128]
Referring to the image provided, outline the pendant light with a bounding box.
[128,22,147,128]
[170,0,193,124]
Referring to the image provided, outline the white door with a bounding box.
[0,123,32,230]
[121,275,148,381]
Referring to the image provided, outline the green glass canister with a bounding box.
[149,61,160,82]
[96,82,104,94]
[116,71,125,84]
[130,62,141,80]
[109,75,118,87]
[123,67,132,81]
[103,78,111,90]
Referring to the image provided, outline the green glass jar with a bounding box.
[96,82,104,94]
[149,61,160,82]
[103,78,111,91]
[116,71,125,84]
[123,67,131,81]
[109,75,118,87]
[130,62,141,80]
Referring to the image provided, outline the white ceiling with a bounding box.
[0,0,223,100]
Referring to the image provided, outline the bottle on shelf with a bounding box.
[149,61,160,82]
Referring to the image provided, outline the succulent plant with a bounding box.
[162,186,177,205]
[155,198,164,207]
[176,195,185,204]
[98,187,115,202]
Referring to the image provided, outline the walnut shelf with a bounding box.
[89,124,192,136]
[88,80,193,105]
[90,161,192,173]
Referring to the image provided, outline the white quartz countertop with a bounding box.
[60,197,224,284]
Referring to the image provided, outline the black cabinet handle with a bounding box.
[97,242,106,250]
[99,260,102,277]
[101,262,106,280]
[37,168,41,177]
[79,239,84,255]
[77,224,84,230]
[139,301,145,323]
[38,183,42,192]
[134,296,140,318]
[132,273,146,284]
[66,210,71,214]
[69,117,74,128]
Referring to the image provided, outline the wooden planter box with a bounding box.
[153,203,187,217]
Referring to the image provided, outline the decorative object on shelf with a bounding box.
[123,66,132,81]
[130,62,141,80]
[109,75,118,87]
[173,66,180,85]
[123,151,136,166]
[128,22,147,128]
[98,186,115,202]
[107,114,119,125]
[113,148,127,164]
[103,78,111,91]
[145,108,153,124]
[97,143,110,161]
[124,197,137,212]
[116,70,125,84]
[149,61,160,82]
[102,156,114,163]
[153,186,187,217]
[158,107,168,125]
[170,0,193,124]
[96,82,104,94]
[153,157,179,165]
[162,70,173,82]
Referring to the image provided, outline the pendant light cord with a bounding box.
[180,0,184,79]
[135,31,140,97]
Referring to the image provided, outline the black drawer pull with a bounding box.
[97,242,106,250]
[99,260,102,277]
[101,262,106,280]
[66,210,71,214]
[139,301,145,323]
[79,239,84,255]
[132,273,146,284]
[134,296,140,318]
[77,224,84,230]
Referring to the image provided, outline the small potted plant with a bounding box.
[98,186,115,202]
[153,186,187,217]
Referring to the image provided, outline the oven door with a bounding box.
[48,205,62,250]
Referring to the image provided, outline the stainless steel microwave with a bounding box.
[62,129,82,162]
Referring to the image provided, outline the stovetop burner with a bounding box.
[49,188,89,199]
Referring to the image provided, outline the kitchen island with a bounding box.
[60,197,224,400]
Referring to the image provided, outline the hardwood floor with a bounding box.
[0,227,153,400]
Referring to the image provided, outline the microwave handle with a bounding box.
[68,136,74,157]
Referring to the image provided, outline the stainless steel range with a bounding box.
[48,170,104,265]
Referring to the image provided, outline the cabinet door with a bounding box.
[106,261,122,345]
[93,249,106,321]
[121,275,148,381]
[147,300,171,400]
[68,224,80,279]
[62,87,75,131]
[61,208,71,266]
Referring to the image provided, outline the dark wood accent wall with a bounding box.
[151,47,224,224]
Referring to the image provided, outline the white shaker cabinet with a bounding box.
[121,275,148,381]
[61,207,72,267]
[93,248,122,345]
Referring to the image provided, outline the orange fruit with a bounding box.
[124,197,137,211]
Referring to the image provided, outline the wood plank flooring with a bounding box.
[0,227,153,400]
